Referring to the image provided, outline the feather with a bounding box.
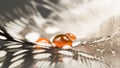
[0,0,120,68]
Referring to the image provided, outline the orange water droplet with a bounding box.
[66,33,76,41]
[35,38,51,49]
[53,34,72,48]
[36,38,51,44]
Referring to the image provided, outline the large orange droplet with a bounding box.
[53,34,72,48]
[66,33,76,41]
